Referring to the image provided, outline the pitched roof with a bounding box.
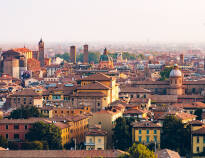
[132,121,161,128]
[77,81,110,90]
[156,149,180,158]
[0,150,125,158]
[86,127,107,136]
[81,73,113,81]
[173,102,205,109]
[123,108,147,115]
[192,127,205,135]
[11,88,41,97]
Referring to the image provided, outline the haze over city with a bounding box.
[1,0,205,43]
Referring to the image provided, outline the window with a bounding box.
[17,98,20,103]
[147,129,149,134]
[25,125,28,130]
[139,130,142,134]
[197,147,200,152]
[98,139,101,143]
[89,138,92,143]
[146,136,150,143]
[138,136,142,142]
[143,95,146,98]
[6,134,8,139]
[197,136,200,143]
[14,124,19,129]
[14,134,19,139]
[6,125,8,130]
[98,122,101,125]
[154,130,157,134]
[130,94,133,98]
[97,103,100,106]
[203,136,205,143]
[137,94,140,98]
[154,136,157,142]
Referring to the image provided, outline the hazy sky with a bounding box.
[1,0,205,43]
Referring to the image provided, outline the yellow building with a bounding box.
[132,121,161,148]
[13,48,33,59]
[71,73,119,112]
[191,121,205,155]
[39,106,91,118]
[66,115,89,144]
[54,122,70,146]
[85,125,107,150]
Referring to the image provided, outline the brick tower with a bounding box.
[38,38,44,67]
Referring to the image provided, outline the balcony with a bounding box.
[84,142,95,146]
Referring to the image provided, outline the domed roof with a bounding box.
[169,64,182,77]
[100,48,113,62]
[100,54,112,61]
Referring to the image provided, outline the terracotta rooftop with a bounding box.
[77,81,110,90]
[156,149,180,158]
[13,48,32,53]
[0,118,46,124]
[0,150,125,158]
[173,102,205,109]
[124,108,147,115]
[132,121,162,128]
[81,73,113,81]
[86,126,107,136]
[157,112,196,121]
[189,120,204,126]
[192,127,205,135]
[11,88,41,97]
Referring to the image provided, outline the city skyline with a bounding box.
[1,0,205,43]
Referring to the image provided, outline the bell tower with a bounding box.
[38,38,44,67]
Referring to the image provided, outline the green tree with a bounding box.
[137,54,145,60]
[123,52,136,60]
[21,141,44,150]
[26,122,62,150]
[194,109,202,120]
[161,115,191,156]
[64,139,75,150]
[160,66,172,81]
[56,53,70,62]
[120,143,156,158]
[0,135,8,148]
[112,117,134,150]
[88,52,100,63]
[9,106,42,119]
[77,53,84,63]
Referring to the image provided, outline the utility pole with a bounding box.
[74,138,77,150]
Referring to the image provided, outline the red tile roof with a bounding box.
[77,81,110,90]
[156,149,180,158]
[132,121,161,128]
[0,150,125,158]
[13,48,32,53]
[192,127,205,135]
[81,73,113,81]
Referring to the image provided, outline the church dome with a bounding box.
[169,64,182,77]
[100,48,113,62]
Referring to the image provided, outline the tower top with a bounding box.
[39,38,44,45]
[103,48,108,55]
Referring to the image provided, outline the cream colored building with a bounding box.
[71,73,119,112]
[89,104,125,148]
[85,125,107,150]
